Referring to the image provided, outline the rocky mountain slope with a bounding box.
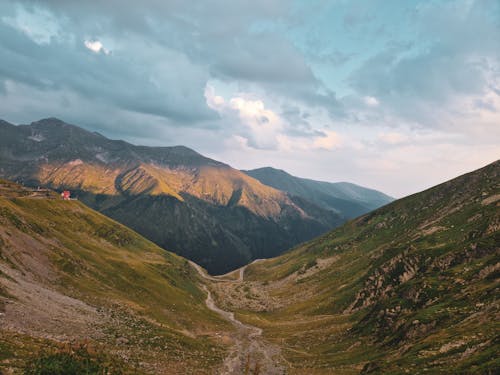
[0,118,350,274]
[0,179,236,373]
[211,160,499,373]
[244,167,393,219]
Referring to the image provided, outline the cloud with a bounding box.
[1,3,64,45]
[84,39,109,54]
[313,130,341,150]
[205,86,284,149]
[0,0,498,197]
[363,96,379,107]
[348,0,500,130]
[205,85,344,151]
[0,12,215,125]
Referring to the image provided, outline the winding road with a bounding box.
[190,260,286,375]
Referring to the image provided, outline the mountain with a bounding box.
[210,160,499,373]
[0,118,345,274]
[1,145,497,373]
[0,179,231,373]
[244,167,393,219]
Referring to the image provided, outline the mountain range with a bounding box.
[0,159,497,373]
[0,118,392,274]
[244,167,392,219]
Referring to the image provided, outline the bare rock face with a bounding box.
[346,252,423,313]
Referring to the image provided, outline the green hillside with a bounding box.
[0,179,231,374]
[211,160,499,374]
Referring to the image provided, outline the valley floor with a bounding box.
[193,262,287,374]
[198,263,363,375]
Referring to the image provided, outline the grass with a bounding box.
[0,180,232,373]
[236,161,500,372]
[24,342,125,375]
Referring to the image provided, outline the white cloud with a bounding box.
[364,96,379,107]
[204,85,226,109]
[206,86,284,149]
[84,39,110,54]
[229,97,284,149]
[206,86,344,151]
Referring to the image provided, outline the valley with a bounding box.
[1,2,498,373]
[0,155,498,374]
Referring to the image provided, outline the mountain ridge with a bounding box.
[1,118,387,273]
[244,166,393,219]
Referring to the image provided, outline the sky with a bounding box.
[0,0,499,197]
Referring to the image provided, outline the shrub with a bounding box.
[24,342,123,375]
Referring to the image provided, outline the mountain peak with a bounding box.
[0,117,391,274]
[0,119,14,127]
[31,117,67,126]
[245,166,292,176]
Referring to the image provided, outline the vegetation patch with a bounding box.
[24,342,125,375]
[94,223,134,247]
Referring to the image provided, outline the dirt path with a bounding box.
[193,262,286,374]
[237,259,264,282]
[188,261,224,282]
[233,259,265,282]
[190,259,264,283]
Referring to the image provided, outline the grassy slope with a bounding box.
[0,180,231,374]
[238,161,499,374]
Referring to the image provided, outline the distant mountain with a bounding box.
[237,160,500,373]
[244,167,393,219]
[0,118,344,274]
[0,179,227,373]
